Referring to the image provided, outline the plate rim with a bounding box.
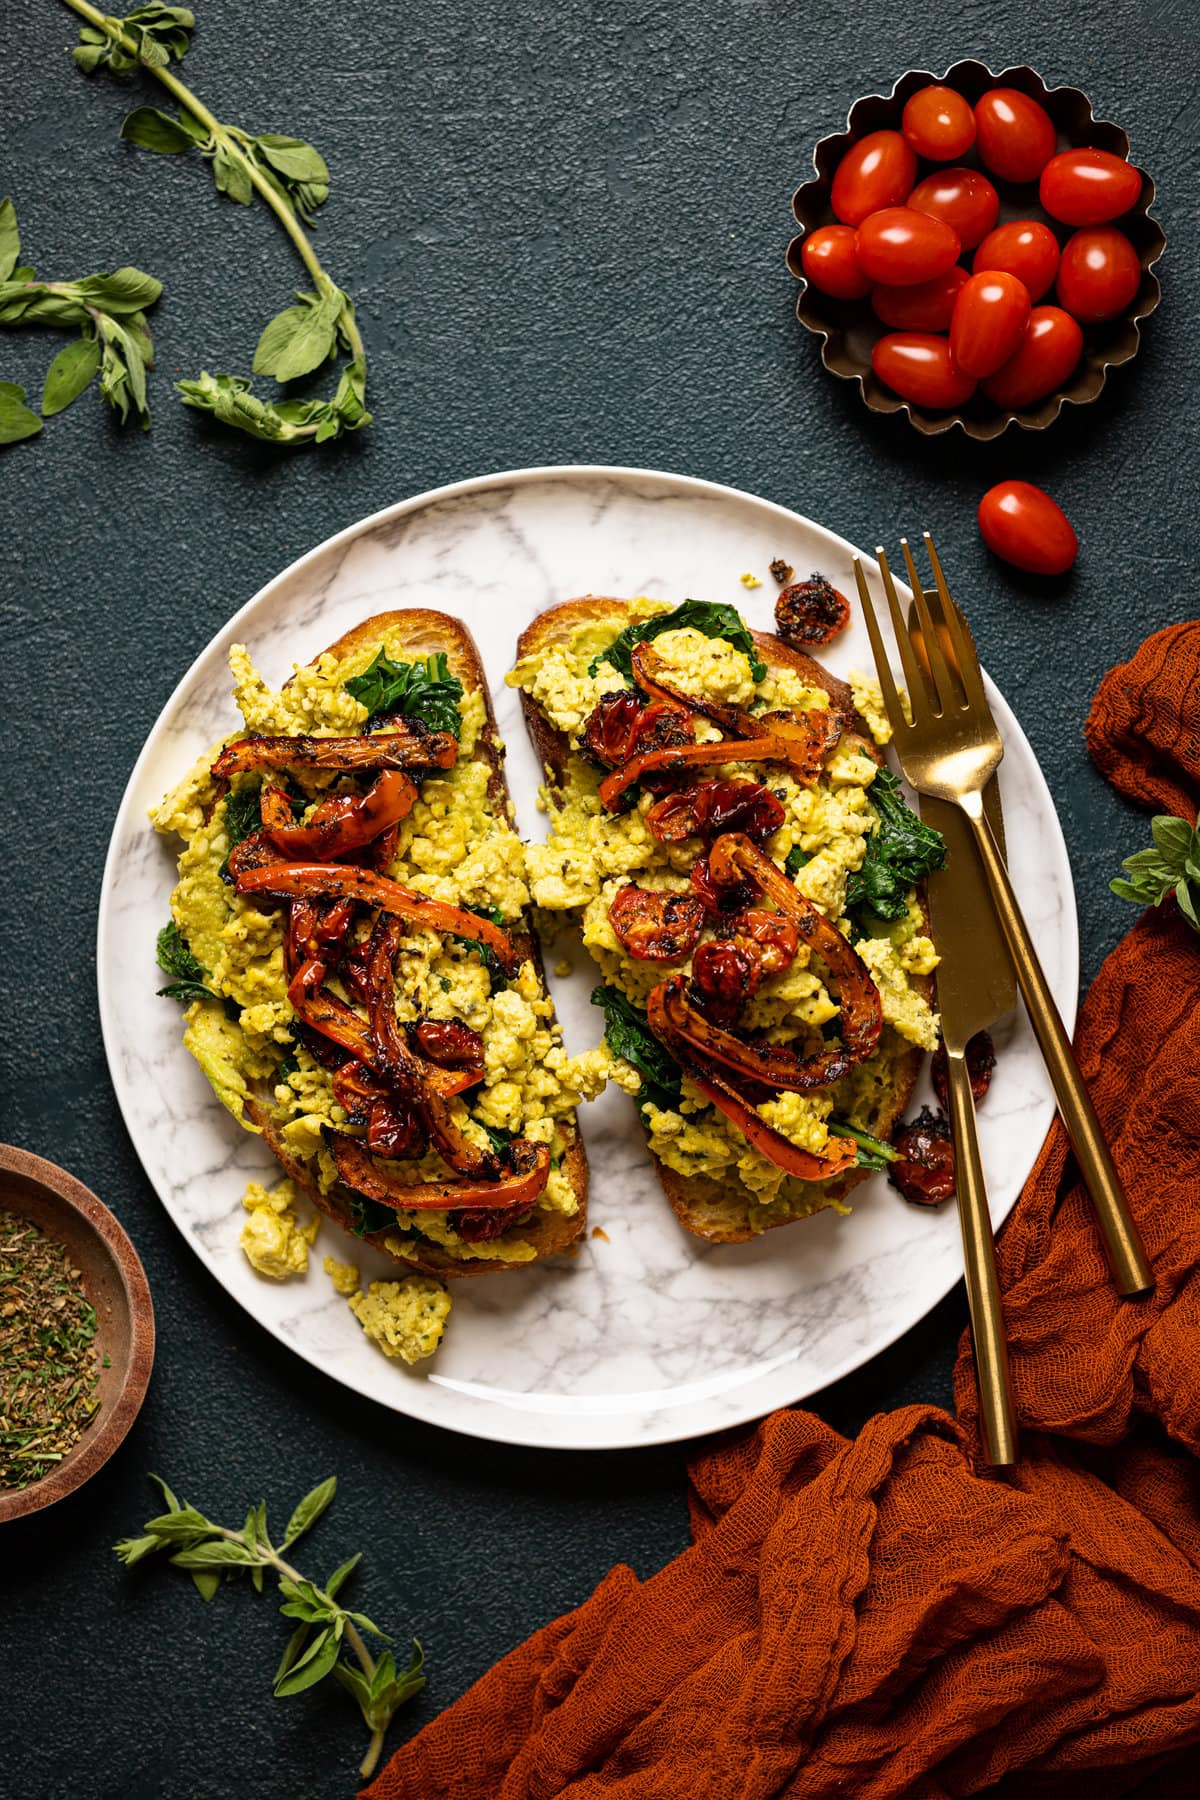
[96,462,1079,1449]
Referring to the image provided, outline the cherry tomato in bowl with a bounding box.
[972,219,1060,301]
[908,168,999,251]
[1056,226,1141,322]
[1040,149,1142,226]
[950,271,1032,379]
[856,207,961,285]
[901,85,976,160]
[974,88,1057,183]
[800,225,871,300]
[872,333,977,408]
[871,264,968,331]
[830,130,917,227]
[982,306,1084,408]
[977,480,1078,575]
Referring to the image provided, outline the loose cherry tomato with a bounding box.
[872,333,977,408]
[974,88,1057,183]
[950,270,1032,379]
[855,207,960,285]
[982,306,1083,408]
[908,167,999,251]
[830,130,917,227]
[977,480,1078,576]
[1056,226,1141,322]
[800,224,871,300]
[972,219,1060,301]
[871,263,967,330]
[901,85,976,160]
[1039,148,1142,226]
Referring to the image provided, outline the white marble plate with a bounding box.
[97,466,1077,1450]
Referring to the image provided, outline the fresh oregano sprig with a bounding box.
[115,1474,424,1779]
[0,196,161,439]
[59,0,370,445]
[1111,814,1200,933]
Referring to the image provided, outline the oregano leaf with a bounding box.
[0,382,43,445]
[274,1626,340,1697]
[120,105,198,154]
[282,1476,337,1549]
[0,198,20,283]
[41,335,101,416]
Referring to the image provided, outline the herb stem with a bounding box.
[55,0,365,363]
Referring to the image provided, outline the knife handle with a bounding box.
[961,794,1153,1298]
[945,1049,1017,1466]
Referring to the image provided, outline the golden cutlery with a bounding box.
[855,535,1152,1301]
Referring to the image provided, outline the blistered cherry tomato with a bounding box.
[872,333,977,408]
[1039,149,1142,226]
[1056,226,1141,322]
[977,480,1078,576]
[982,306,1083,408]
[974,88,1056,183]
[901,85,976,160]
[871,264,967,330]
[950,270,1031,379]
[830,130,917,227]
[800,224,871,299]
[972,219,1060,301]
[908,167,999,251]
[856,207,960,285]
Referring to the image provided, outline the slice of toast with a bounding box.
[515,596,929,1244]
[228,610,588,1277]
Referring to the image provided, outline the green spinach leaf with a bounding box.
[345,651,463,738]
[844,768,946,921]
[591,984,682,1117]
[589,599,767,684]
[156,921,220,1004]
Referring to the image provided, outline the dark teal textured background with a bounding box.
[1,1,1194,1795]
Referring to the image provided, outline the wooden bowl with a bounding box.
[786,61,1166,439]
[0,1145,154,1523]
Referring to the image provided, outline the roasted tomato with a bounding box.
[907,167,999,252]
[973,88,1056,184]
[1039,149,1142,227]
[872,334,977,409]
[949,271,1032,380]
[690,853,753,919]
[411,1018,485,1075]
[800,224,871,300]
[727,907,799,975]
[366,1096,427,1160]
[871,265,968,332]
[972,220,1060,302]
[690,940,762,1023]
[609,884,705,962]
[1056,226,1141,323]
[888,1107,956,1206]
[931,1030,996,1110]
[775,574,851,647]
[830,130,917,227]
[982,306,1083,409]
[581,691,693,770]
[977,479,1078,576]
[901,84,976,160]
[855,206,961,285]
[647,779,785,845]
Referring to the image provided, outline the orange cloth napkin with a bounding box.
[366,622,1200,1800]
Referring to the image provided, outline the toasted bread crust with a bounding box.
[515,595,928,1244]
[244,609,588,1276]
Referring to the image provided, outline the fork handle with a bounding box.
[960,793,1153,1297]
[946,1048,1017,1465]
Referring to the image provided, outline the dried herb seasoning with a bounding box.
[0,1212,101,1490]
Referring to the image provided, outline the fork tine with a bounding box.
[874,546,932,716]
[900,537,958,714]
[924,532,991,716]
[853,557,908,733]
[900,537,957,703]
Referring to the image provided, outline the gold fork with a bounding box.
[854,535,1153,1300]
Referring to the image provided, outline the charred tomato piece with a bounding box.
[775,575,852,648]
[690,940,762,1024]
[411,1018,486,1076]
[609,884,705,962]
[367,1096,428,1160]
[580,692,693,770]
[888,1107,956,1206]
[690,852,754,919]
[931,1030,996,1110]
[647,778,785,845]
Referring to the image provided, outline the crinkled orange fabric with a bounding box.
[366,623,1200,1800]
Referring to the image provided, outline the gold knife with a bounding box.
[909,600,1018,1464]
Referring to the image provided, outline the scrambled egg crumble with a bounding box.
[239,1178,319,1280]
[154,631,588,1267]
[508,608,940,1217]
[323,1256,361,1295]
[349,1277,452,1364]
